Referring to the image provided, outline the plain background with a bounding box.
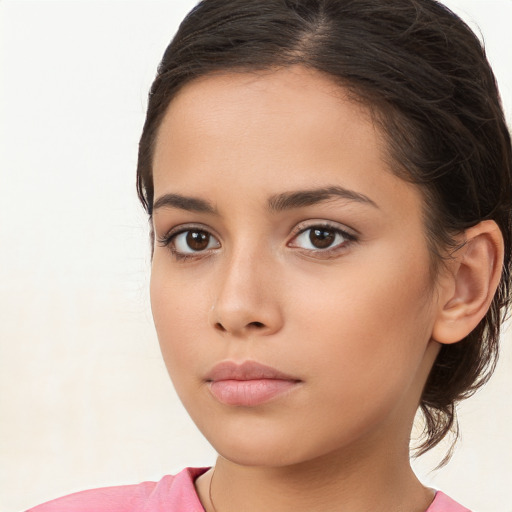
[1,1,511,511]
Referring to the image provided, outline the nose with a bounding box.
[209,248,284,337]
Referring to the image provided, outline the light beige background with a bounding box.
[1,1,511,511]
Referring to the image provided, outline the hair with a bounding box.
[136,0,512,458]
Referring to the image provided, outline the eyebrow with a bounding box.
[267,186,378,211]
[152,185,378,215]
[153,193,217,214]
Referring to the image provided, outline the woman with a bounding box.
[25,0,511,510]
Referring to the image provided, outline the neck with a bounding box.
[197,440,433,512]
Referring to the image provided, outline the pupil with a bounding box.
[310,228,335,249]
[186,230,209,250]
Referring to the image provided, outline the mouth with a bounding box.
[206,361,302,407]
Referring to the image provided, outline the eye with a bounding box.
[173,229,220,253]
[160,228,221,256]
[289,225,354,251]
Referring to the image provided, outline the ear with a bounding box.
[432,220,504,345]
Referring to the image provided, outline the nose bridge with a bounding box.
[210,238,282,336]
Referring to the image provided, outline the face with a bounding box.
[150,66,442,467]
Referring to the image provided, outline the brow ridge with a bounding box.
[268,186,378,211]
[153,193,217,214]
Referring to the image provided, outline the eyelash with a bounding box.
[157,222,357,261]
[288,223,357,257]
[157,225,220,261]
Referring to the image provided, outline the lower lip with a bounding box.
[208,379,299,406]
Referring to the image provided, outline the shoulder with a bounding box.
[25,467,210,512]
[25,481,158,512]
[426,491,472,512]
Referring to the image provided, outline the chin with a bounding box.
[215,442,306,468]
[201,423,348,469]
[199,421,310,467]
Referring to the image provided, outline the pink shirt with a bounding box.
[26,467,470,511]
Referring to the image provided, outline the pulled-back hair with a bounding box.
[137,0,512,457]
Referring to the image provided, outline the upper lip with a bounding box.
[206,361,300,382]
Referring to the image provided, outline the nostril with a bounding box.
[212,320,266,333]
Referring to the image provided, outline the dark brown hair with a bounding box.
[137,0,512,457]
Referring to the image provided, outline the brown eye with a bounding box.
[170,229,221,254]
[309,228,336,249]
[186,230,211,251]
[289,224,353,253]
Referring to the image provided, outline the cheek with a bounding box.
[150,260,210,375]
[287,243,435,388]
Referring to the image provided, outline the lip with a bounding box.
[206,361,301,406]
[206,361,299,381]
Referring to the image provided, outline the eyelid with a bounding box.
[289,219,358,239]
[287,220,358,252]
[157,223,221,258]
[157,223,219,242]
[174,231,220,253]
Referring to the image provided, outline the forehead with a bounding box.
[155,67,376,156]
[152,66,423,219]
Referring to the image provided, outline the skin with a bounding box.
[150,66,450,512]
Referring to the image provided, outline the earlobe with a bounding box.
[432,220,504,345]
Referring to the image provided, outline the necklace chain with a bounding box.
[208,466,219,512]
